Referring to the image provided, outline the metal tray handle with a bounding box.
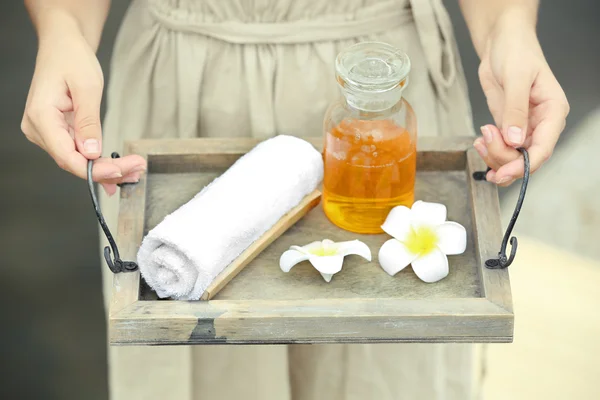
[87,152,138,273]
[473,147,530,269]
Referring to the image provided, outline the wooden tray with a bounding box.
[109,137,513,345]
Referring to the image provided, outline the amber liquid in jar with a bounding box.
[323,118,416,234]
[323,41,416,233]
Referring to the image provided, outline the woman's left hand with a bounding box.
[472,11,570,186]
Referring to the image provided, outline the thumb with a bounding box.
[70,81,103,159]
[501,72,533,147]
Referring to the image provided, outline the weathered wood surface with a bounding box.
[110,298,512,345]
[466,149,512,312]
[110,148,148,316]
[130,136,473,173]
[110,136,512,345]
[200,190,322,300]
[142,170,480,301]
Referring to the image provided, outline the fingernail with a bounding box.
[507,126,523,145]
[496,176,513,184]
[106,172,123,179]
[487,170,497,182]
[122,176,140,184]
[84,139,100,154]
[103,187,115,197]
[131,165,147,173]
[473,139,488,157]
[480,126,493,144]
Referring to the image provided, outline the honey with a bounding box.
[323,118,416,233]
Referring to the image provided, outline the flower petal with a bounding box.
[320,273,334,282]
[321,239,337,250]
[309,255,344,274]
[411,249,449,283]
[436,222,467,255]
[381,206,412,240]
[410,201,447,226]
[280,249,310,272]
[337,240,372,261]
[378,239,418,276]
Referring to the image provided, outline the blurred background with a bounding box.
[1,1,599,399]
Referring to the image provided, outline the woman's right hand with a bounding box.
[21,9,146,196]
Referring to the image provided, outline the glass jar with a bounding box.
[322,42,417,234]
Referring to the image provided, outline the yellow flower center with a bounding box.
[310,247,339,257]
[404,225,439,255]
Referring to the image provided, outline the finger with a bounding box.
[89,155,146,183]
[474,146,516,186]
[121,170,144,183]
[102,169,144,185]
[68,79,103,159]
[101,183,118,197]
[473,137,492,167]
[501,68,535,147]
[495,143,552,183]
[93,155,147,179]
[479,125,521,172]
[100,170,145,197]
[28,108,119,180]
[496,107,566,181]
[497,177,517,187]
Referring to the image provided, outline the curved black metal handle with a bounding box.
[473,148,530,269]
[87,152,138,273]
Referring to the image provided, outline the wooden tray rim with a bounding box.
[109,136,513,345]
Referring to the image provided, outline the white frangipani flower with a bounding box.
[280,239,371,282]
[378,201,467,283]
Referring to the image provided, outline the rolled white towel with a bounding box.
[136,135,324,300]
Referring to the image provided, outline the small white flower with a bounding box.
[378,201,467,283]
[280,239,371,282]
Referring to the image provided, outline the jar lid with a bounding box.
[336,41,410,93]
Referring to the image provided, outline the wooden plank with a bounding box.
[109,143,147,315]
[415,136,472,171]
[130,136,473,172]
[128,136,473,155]
[200,190,322,300]
[466,149,513,313]
[110,297,512,345]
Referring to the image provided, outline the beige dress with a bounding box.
[100,0,479,399]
